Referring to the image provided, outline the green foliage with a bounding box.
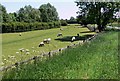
[2,31,118,79]
[39,3,59,22]
[75,2,120,31]
[8,13,17,22]
[17,5,41,22]
[60,19,68,26]
[0,4,9,23]
[0,3,60,33]
[67,16,78,24]
[2,22,60,33]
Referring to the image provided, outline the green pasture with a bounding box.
[2,24,95,66]
[2,30,118,79]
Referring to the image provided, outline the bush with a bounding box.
[60,20,68,26]
[48,22,54,29]
[54,21,61,28]
[2,21,61,33]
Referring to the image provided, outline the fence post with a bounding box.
[48,52,51,58]
[67,45,70,48]
[33,56,37,65]
[15,62,20,70]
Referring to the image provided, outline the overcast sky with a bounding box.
[0,0,79,19]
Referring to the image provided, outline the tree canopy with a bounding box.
[75,1,120,32]
[17,5,41,22]
[0,4,9,23]
[39,3,59,22]
[1,3,59,23]
[0,3,60,33]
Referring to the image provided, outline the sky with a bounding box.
[0,0,79,19]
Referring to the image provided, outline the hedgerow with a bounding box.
[2,21,61,33]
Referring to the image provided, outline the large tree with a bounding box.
[8,12,17,22]
[17,5,41,22]
[0,4,9,23]
[39,3,59,22]
[75,1,120,32]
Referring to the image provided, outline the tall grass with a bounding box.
[2,31,118,79]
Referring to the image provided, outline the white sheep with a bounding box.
[43,39,47,44]
[19,33,22,36]
[39,42,44,47]
[57,33,63,37]
[71,36,75,42]
[60,28,63,31]
[47,38,51,44]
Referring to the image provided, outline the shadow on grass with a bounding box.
[55,34,94,42]
[80,31,94,33]
[105,28,120,32]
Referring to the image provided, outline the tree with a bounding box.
[60,19,68,26]
[30,8,41,22]
[17,5,41,22]
[8,12,17,22]
[0,4,9,23]
[39,3,59,22]
[67,16,77,24]
[75,1,120,32]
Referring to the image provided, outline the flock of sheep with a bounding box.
[39,38,51,47]
[19,27,78,47]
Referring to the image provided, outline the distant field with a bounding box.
[2,24,95,66]
[2,31,118,79]
[107,22,120,27]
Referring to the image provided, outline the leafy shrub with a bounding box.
[2,21,61,33]
[60,20,68,26]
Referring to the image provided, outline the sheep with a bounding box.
[57,33,63,37]
[71,36,75,42]
[47,38,51,44]
[19,33,22,36]
[95,30,99,33]
[43,38,51,44]
[60,28,63,31]
[43,39,47,44]
[39,42,44,47]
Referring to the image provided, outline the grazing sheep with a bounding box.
[19,33,22,36]
[71,36,75,42]
[60,28,63,31]
[43,39,47,44]
[47,38,51,44]
[57,33,63,37]
[39,42,44,47]
[43,38,51,44]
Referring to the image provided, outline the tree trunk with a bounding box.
[98,25,102,32]
[97,3,102,32]
[98,24,105,32]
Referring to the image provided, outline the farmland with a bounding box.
[2,24,95,66]
[1,1,119,80]
[2,30,118,79]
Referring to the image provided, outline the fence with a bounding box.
[0,34,98,72]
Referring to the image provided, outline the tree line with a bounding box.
[0,3,60,33]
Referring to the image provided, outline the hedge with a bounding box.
[2,21,61,33]
[60,20,68,26]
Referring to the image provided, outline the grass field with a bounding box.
[2,30,118,79]
[107,22,120,27]
[2,24,95,66]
